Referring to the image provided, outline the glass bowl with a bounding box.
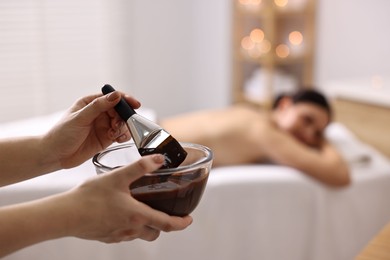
[92,142,213,216]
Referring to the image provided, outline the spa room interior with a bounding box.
[1,0,390,259]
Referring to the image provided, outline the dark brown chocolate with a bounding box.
[130,168,208,216]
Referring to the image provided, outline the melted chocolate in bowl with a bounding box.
[92,143,213,216]
[131,167,209,216]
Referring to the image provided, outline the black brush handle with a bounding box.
[102,84,136,121]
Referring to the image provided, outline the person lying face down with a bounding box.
[160,89,350,187]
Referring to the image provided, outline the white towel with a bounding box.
[325,122,372,165]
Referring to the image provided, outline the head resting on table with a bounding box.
[271,88,332,148]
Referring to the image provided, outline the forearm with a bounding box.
[261,128,350,186]
[0,193,73,257]
[0,136,60,186]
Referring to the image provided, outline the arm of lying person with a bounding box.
[259,124,350,187]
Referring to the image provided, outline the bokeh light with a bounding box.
[274,0,288,7]
[239,0,262,6]
[276,44,290,58]
[241,36,255,50]
[289,31,303,45]
[258,39,271,53]
[250,29,265,43]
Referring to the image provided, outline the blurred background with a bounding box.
[1,0,389,122]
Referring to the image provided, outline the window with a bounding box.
[0,0,127,122]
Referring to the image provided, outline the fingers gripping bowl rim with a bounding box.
[92,142,213,216]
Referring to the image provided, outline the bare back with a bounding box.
[160,104,269,166]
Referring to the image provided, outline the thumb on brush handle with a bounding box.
[102,84,136,121]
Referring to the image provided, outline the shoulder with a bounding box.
[227,103,269,120]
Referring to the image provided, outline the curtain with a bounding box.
[0,0,128,122]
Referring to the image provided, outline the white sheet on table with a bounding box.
[3,158,390,260]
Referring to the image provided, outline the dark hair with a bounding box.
[272,89,332,117]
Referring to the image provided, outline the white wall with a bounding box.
[123,0,232,118]
[2,0,390,121]
[127,0,390,117]
[314,0,390,86]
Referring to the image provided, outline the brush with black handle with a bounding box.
[102,84,187,169]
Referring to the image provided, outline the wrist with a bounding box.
[40,132,62,172]
[29,191,82,239]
